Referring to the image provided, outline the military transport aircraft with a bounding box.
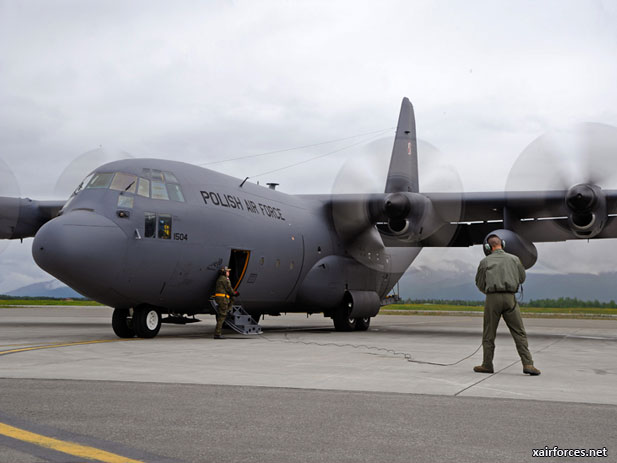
[1,98,617,338]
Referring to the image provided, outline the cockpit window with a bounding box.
[167,184,185,202]
[117,195,134,208]
[81,169,184,202]
[110,173,137,193]
[86,172,114,189]
[163,171,179,183]
[72,173,94,196]
[151,169,164,182]
[151,181,169,200]
[137,178,150,197]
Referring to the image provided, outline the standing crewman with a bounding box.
[474,234,541,375]
[213,266,237,339]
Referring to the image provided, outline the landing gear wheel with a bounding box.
[132,306,161,338]
[333,306,356,331]
[354,317,371,331]
[112,308,135,338]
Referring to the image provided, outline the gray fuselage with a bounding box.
[32,159,420,316]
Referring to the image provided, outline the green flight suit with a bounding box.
[213,274,235,336]
[475,249,534,368]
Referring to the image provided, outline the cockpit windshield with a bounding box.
[73,170,185,202]
[71,173,94,196]
[109,173,137,193]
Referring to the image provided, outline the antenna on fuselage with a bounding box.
[239,177,249,188]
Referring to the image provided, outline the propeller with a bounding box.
[330,136,392,271]
[0,157,21,255]
[331,135,464,273]
[506,123,617,192]
[54,147,134,199]
[0,147,133,255]
[505,122,617,269]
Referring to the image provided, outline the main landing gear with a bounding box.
[112,306,162,339]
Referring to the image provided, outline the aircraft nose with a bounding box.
[33,211,128,299]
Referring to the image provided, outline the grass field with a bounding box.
[383,303,617,317]
[1,300,617,318]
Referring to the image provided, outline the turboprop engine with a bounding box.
[565,184,607,238]
[381,192,444,241]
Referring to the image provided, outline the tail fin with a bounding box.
[385,98,418,193]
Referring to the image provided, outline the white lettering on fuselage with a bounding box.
[201,191,285,221]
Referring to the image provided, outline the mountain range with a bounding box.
[3,271,617,303]
[401,267,617,302]
[5,280,83,299]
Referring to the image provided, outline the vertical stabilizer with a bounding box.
[385,98,418,193]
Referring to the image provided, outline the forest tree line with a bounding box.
[402,298,617,308]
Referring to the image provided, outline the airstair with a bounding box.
[209,299,263,335]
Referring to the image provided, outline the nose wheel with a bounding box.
[112,308,135,338]
[131,306,162,338]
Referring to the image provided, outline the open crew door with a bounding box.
[228,249,250,290]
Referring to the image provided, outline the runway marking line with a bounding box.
[0,339,141,356]
[0,422,144,463]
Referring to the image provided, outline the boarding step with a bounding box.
[381,294,401,306]
[209,299,262,335]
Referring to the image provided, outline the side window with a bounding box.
[117,195,134,208]
[144,213,156,238]
[163,171,179,183]
[158,214,172,239]
[151,181,169,200]
[72,173,93,196]
[167,184,185,202]
[136,169,183,202]
[137,178,150,197]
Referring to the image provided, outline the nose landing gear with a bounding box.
[112,306,161,338]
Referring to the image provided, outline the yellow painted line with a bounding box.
[0,422,144,463]
[0,339,140,356]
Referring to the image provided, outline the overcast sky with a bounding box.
[1,0,617,293]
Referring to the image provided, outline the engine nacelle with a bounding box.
[483,229,538,269]
[387,217,410,235]
[565,184,607,238]
[382,192,441,241]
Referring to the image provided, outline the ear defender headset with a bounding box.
[484,235,506,254]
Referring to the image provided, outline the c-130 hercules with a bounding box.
[1,98,617,338]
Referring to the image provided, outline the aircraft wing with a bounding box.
[0,197,65,239]
[418,189,617,247]
[323,185,617,266]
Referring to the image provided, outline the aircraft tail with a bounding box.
[384,98,418,193]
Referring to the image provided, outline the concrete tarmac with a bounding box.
[0,307,615,462]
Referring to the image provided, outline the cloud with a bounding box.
[1,1,617,292]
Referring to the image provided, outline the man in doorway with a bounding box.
[474,234,541,375]
[213,266,237,339]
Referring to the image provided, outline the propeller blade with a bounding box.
[505,122,617,271]
[581,123,617,187]
[0,157,21,254]
[417,140,464,244]
[54,147,134,198]
[507,123,617,193]
[331,135,465,269]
